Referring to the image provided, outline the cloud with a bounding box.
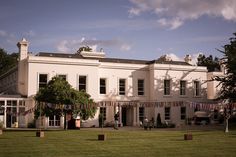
[0,30,7,37]
[120,44,132,51]
[157,18,183,30]
[166,53,182,61]
[56,38,132,53]
[57,40,70,52]
[128,0,236,29]
[24,30,36,37]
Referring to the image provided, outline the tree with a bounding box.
[0,48,18,75]
[214,33,236,132]
[76,46,92,54]
[197,54,220,72]
[34,76,96,129]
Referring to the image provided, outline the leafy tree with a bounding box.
[214,33,236,132]
[197,54,220,72]
[0,48,18,75]
[34,76,96,129]
[76,46,92,54]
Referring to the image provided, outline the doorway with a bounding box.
[122,107,127,126]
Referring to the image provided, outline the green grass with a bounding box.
[0,128,236,157]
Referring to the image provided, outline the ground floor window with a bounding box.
[99,107,106,121]
[139,107,144,122]
[180,107,186,120]
[165,107,170,120]
[49,115,60,127]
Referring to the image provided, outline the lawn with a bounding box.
[0,128,236,157]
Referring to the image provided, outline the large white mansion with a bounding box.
[0,39,223,129]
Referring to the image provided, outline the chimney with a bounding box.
[17,38,29,60]
[184,54,192,64]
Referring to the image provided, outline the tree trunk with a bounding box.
[225,118,229,133]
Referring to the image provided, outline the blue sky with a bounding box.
[0,0,235,61]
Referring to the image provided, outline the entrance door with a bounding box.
[122,107,127,126]
[6,107,17,128]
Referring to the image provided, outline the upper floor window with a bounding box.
[180,80,186,96]
[165,107,170,120]
[194,81,200,96]
[57,74,67,81]
[79,76,86,92]
[100,78,106,94]
[39,74,48,89]
[138,79,144,96]
[119,79,126,95]
[164,80,170,95]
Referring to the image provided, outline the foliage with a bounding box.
[27,120,36,128]
[197,54,220,72]
[76,46,92,54]
[0,48,18,75]
[214,33,236,102]
[34,76,96,121]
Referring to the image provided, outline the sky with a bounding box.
[0,0,236,62]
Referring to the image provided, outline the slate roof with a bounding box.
[36,52,191,66]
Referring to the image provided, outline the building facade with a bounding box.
[0,39,219,129]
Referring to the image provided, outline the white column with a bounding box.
[137,103,140,126]
[119,106,122,126]
[132,105,136,126]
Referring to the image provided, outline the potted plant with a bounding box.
[0,120,3,135]
[184,117,193,140]
[98,114,106,141]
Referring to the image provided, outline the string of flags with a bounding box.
[1,101,236,117]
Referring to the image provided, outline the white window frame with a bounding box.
[78,75,87,92]
[165,107,171,120]
[100,78,107,94]
[48,115,60,127]
[164,79,171,96]
[37,73,48,90]
[119,78,126,96]
[193,80,200,97]
[56,74,68,81]
[180,107,186,120]
[138,79,145,96]
[180,80,186,96]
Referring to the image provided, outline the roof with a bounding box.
[36,52,192,66]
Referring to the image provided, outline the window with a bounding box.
[0,101,4,115]
[58,74,67,81]
[49,115,60,127]
[100,107,106,121]
[165,107,170,120]
[194,81,200,96]
[100,78,106,94]
[139,107,145,122]
[39,74,48,89]
[180,107,186,120]
[180,80,186,95]
[79,76,86,91]
[119,79,126,95]
[164,80,170,95]
[138,79,144,96]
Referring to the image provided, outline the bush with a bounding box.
[28,120,36,128]
[156,123,176,128]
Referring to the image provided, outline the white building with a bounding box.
[0,39,220,129]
